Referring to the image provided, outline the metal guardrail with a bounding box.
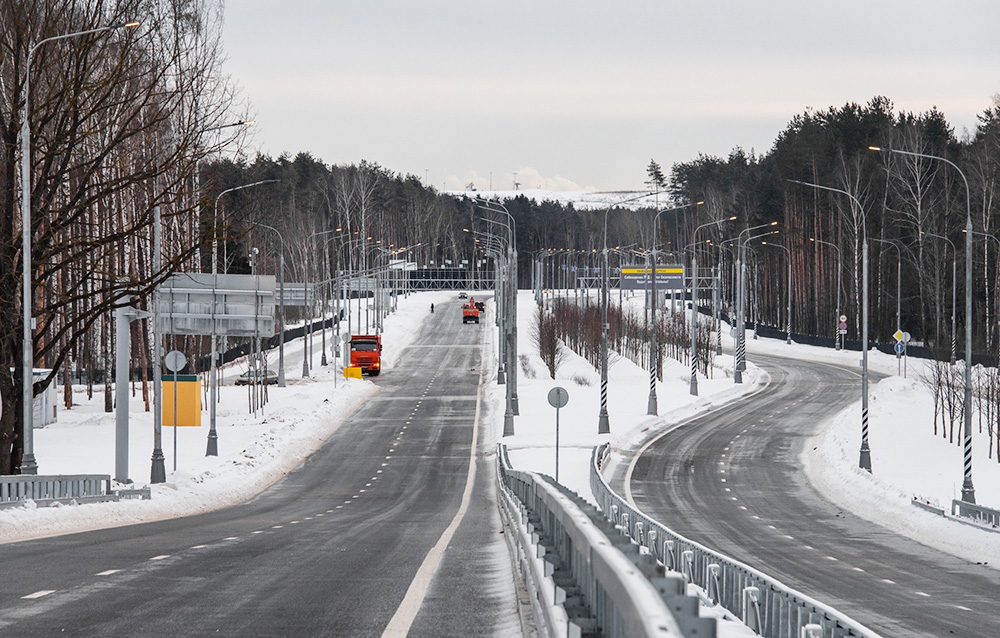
[952,499,1000,530]
[497,444,713,638]
[590,444,882,638]
[0,474,149,510]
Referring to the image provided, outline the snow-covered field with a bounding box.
[3,287,998,574]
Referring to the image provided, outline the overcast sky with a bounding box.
[221,1,999,192]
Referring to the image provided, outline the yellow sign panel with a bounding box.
[620,267,684,275]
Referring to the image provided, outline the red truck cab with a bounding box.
[349,334,382,376]
[462,298,480,324]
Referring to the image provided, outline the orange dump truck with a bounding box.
[462,299,480,324]
[349,334,382,376]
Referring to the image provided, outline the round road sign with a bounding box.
[839,314,848,323]
[894,342,905,355]
[164,350,186,373]
[838,321,848,330]
[547,386,569,409]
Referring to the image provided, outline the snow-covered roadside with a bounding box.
[0,290,459,544]
[496,290,1000,571]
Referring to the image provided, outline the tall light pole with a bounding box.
[922,232,957,365]
[648,202,705,411]
[255,223,287,386]
[870,146,975,502]
[19,20,140,475]
[733,222,778,383]
[810,238,843,350]
[686,213,732,396]
[872,237,903,337]
[476,199,518,416]
[207,179,277,456]
[596,192,660,432]
[760,241,792,344]
[791,179,871,472]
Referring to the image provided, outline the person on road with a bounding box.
[430,303,434,313]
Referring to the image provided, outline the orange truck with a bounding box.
[462,298,480,324]
[349,334,382,375]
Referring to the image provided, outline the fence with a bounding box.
[590,444,881,638]
[952,499,1000,530]
[0,474,149,510]
[497,444,713,638]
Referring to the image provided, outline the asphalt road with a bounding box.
[619,350,1000,637]
[0,298,520,637]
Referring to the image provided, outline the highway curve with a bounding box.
[0,296,521,637]
[618,351,1000,638]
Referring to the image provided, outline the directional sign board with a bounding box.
[276,282,314,307]
[157,273,276,337]
[894,342,905,355]
[620,264,685,290]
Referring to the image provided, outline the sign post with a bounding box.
[547,387,569,483]
[164,350,186,471]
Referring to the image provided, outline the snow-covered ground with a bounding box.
[445,188,660,211]
[3,287,998,576]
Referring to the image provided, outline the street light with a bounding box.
[595,192,664,432]
[207,179,278,457]
[685,212,732,396]
[732,221,779,383]
[872,237,903,338]
[648,202,705,410]
[255,223,287,386]
[760,241,792,344]
[19,20,140,474]
[870,145,975,502]
[790,179,871,472]
[810,238,843,350]
[921,232,957,365]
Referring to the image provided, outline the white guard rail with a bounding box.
[0,474,149,510]
[497,444,715,638]
[591,443,882,638]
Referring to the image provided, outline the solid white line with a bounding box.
[22,590,55,599]
[381,333,485,637]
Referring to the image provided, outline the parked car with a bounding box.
[235,369,278,385]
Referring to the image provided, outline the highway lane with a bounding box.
[619,351,1000,637]
[0,297,520,637]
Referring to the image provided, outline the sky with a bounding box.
[220,1,999,191]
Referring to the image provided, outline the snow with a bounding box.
[445,188,661,211]
[2,286,998,631]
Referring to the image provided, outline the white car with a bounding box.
[458,291,468,299]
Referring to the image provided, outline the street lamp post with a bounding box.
[19,20,141,474]
[761,241,792,344]
[732,222,778,383]
[207,179,277,456]
[476,200,518,416]
[791,179,871,472]
[255,223,287,386]
[872,238,903,339]
[648,203,705,410]
[687,213,733,396]
[870,146,975,501]
[810,238,843,350]
[922,232,957,365]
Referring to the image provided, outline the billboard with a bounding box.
[620,265,685,290]
[156,273,276,337]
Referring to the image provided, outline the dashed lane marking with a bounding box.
[22,590,55,600]
[96,570,119,576]
[151,555,171,560]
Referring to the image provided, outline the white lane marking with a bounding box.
[882,579,896,584]
[22,590,55,599]
[224,536,239,540]
[739,506,747,510]
[852,567,864,572]
[825,556,839,562]
[151,555,171,560]
[272,525,284,529]
[252,530,264,534]
[956,605,972,611]
[382,332,485,637]
[96,570,119,576]
[290,521,300,524]
[916,592,930,597]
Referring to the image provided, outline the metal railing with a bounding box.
[952,499,1000,530]
[497,444,713,638]
[0,474,149,510]
[590,444,881,638]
